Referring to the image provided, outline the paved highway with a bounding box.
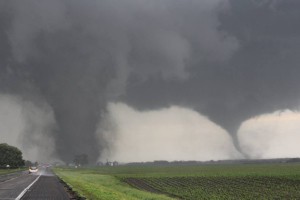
[0,167,70,200]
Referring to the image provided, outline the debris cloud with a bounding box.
[98,103,242,162]
[238,110,300,159]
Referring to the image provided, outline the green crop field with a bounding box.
[54,163,300,200]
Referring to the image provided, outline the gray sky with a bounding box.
[0,0,300,162]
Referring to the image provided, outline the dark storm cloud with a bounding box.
[1,0,235,161]
[1,0,300,161]
[124,0,300,135]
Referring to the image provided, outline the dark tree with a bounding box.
[73,154,88,166]
[0,143,25,168]
[24,160,33,167]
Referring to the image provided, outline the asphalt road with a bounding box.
[0,168,70,200]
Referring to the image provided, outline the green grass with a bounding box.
[0,168,25,175]
[54,168,173,200]
[54,163,300,200]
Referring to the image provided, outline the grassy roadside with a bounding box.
[54,168,174,200]
[0,168,25,175]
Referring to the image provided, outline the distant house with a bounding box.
[106,161,118,166]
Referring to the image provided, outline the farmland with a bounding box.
[54,163,300,199]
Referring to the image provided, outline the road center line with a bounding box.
[15,175,41,200]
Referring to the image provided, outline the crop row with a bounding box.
[123,176,300,199]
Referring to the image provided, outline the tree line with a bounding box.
[0,143,25,168]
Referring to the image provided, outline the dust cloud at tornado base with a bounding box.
[98,104,300,162]
[1,0,300,162]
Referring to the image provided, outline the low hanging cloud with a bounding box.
[98,103,242,162]
[238,110,300,159]
[0,94,57,162]
[0,95,24,148]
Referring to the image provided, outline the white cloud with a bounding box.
[0,95,24,147]
[0,94,57,162]
[98,102,242,162]
[238,110,300,159]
